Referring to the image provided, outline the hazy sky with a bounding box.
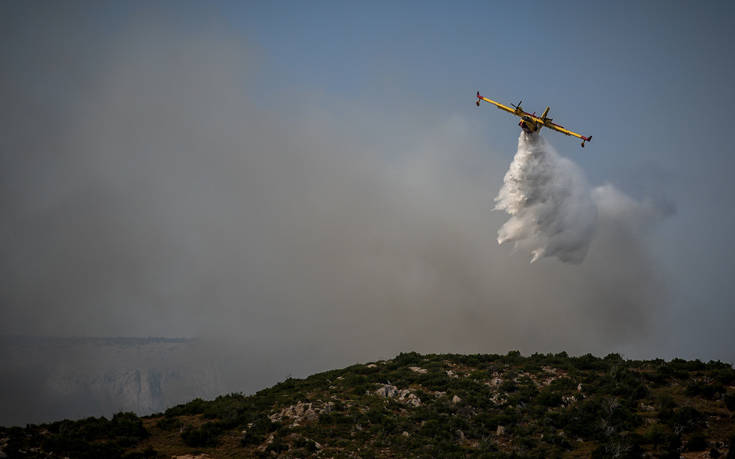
[2,0,735,380]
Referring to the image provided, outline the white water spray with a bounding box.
[495,133,597,263]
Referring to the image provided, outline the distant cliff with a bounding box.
[0,336,221,425]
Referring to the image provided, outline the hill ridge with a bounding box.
[2,351,735,458]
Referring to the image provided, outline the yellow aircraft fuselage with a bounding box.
[475,92,591,147]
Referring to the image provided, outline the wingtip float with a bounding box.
[475,91,592,148]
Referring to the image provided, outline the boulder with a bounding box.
[374,384,422,407]
[375,384,400,398]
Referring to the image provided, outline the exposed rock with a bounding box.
[577,383,583,392]
[366,363,377,368]
[375,384,400,399]
[446,369,458,378]
[640,403,655,412]
[269,401,331,426]
[403,392,422,407]
[401,431,410,438]
[256,433,275,452]
[409,366,428,374]
[456,429,465,441]
[451,395,462,404]
[374,384,422,407]
[496,425,505,436]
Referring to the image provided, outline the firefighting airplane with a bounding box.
[475,91,592,147]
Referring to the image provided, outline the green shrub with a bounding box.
[392,352,423,367]
[181,421,225,447]
[241,429,266,447]
[499,379,517,393]
[711,367,735,385]
[686,433,707,451]
[110,412,149,440]
[725,393,735,411]
[165,398,208,416]
[266,436,288,453]
[686,381,725,399]
[537,388,563,407]
[661,406,704,433]
[156,416,183,431]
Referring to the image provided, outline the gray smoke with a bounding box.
[0,6,684,425]
[495,133,669,264]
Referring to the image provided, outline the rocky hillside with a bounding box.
[2,352,735,458]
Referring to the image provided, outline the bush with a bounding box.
[181,421,226,447]
[241,417,279,446]
[165,398,208,416]
[293,437,318,453]
[266,436,288,453]
[241,429,266,447]
[110,412,149,440]
[36,412,149,458]
[686,381,725,399]
[571,353,607,371]
[156,416,183,431]
[537,389,563,407]
[686,433,707,451]
[393,352,423,367]
[499,380,517,393]
[711,367,735,385]
[724,393,735,411]
[661,406,704,433]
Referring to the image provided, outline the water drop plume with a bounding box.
[494,133,597,263]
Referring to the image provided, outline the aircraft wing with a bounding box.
[476,92,516,115]
[544,122,586,140]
